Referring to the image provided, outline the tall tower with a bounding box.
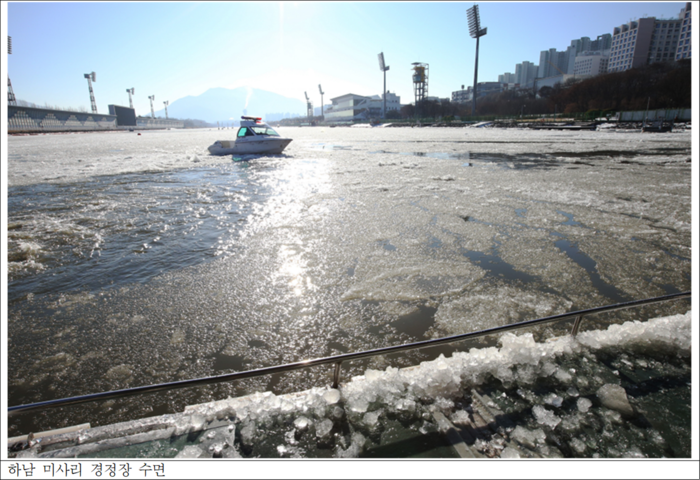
[8,36,17,106]
[411,62,428,118]
[126,88,134,109]
[467,5,487,116]
[378,53,390,118]
[163,100,169,119]
[148,95,155,118]
[84,72,97,114]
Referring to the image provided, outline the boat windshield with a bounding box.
[251,126,280,136]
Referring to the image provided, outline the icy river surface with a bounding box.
[6,127,693,449]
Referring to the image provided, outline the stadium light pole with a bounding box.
[148,95,155,119]
[378,52,390,119]
[126,88,135,109]
[466,5,487,117]
[84,72,97,114]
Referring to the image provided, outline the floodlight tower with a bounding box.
[378,53,390,118]
[466,4,487,116]
[148,95,155,118]
[84,72,97,113]
[8,36,17,105]
[304,91,313,120]
[318,84,324,121]
[163,100,169,119]
[411,63,428,119]
[126,88,135,109]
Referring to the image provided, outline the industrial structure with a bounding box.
[411,62,428,118]
[466,5,487,115]
[163,100,169,119]
[378,52,390,118]
[84,71,97,114]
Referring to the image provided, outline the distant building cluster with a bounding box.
[275,3,692,120]
[452,2,692,103]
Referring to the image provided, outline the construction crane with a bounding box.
[148,95,155,118]
[547,60,566,76]
[126,88,135,109]
[163,100,169,119]
[84,72,97,114]
[8,36,17,106]
[304,91,313,119]
[318,85,324,121]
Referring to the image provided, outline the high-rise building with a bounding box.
[538,47,575,78]
[609,4,691,73]
[676,2,692,60]
[591,33,612,52]
[517,61,538,86]
[647,17,683,64]
[570,37,592,56]
[607,18,656,72]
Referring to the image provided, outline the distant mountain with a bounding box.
[152,87,306,124]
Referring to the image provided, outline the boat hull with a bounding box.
[208,138,292,156]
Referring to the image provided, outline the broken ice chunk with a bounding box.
[577,397,592,413]
[175,445,204,458]
[511,425,546,448]
[569,438,587,455]
[363,411,380,429]
[543,393,563,408]
[500,447,521,458]
[596,384,634,416]
[348,397,369,413]
[293,416,311,431]
[532,405,561,429]
[315,419,334,439]
[323,389,341,405]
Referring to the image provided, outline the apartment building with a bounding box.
[676,2,692,60]
[608,18,656,72]
[609,4,692,72]
[538,46,576,78]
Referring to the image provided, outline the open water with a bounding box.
[6,126,692,441]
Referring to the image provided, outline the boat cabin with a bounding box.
[238,116,281,138]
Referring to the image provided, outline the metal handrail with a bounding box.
[8,291,690,415]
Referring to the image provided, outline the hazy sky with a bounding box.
[4,1,690,116]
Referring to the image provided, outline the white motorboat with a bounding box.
[208,117,292,155]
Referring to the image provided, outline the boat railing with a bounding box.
[8,291,691,415]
